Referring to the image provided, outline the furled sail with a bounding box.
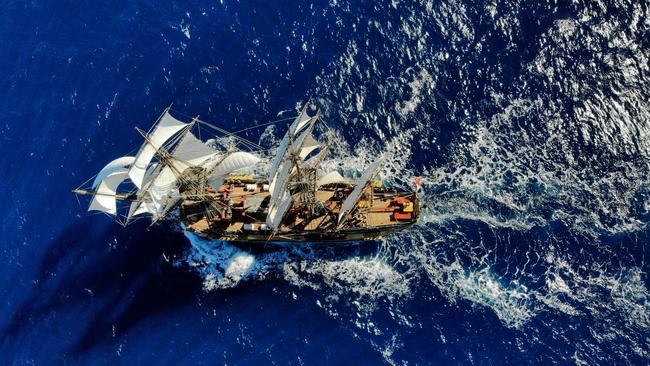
[128,111,190,189]
[316,171,349,187]
[92,156,135,188]
[337,160,383,224]
[88,170,130,215]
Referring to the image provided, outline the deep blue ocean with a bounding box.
[1,1,649,364]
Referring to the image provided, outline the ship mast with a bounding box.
[265,102,323,231]
[74,108,260,224]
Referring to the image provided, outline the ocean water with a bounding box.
[1,0,649,364]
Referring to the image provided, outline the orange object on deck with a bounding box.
[370,206,398,212]
[394,212,412,221]
[207,187,217,194]
[395,196,410,204]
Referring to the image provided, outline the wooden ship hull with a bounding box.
[180,176,419,243]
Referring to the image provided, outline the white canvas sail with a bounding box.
[148,166,178,212]
[290,105,313,136]
[128,111,189,189]
[207,151,260,178]
[298,133,319,160]
[293,124,314,151]
[125,163,160,221]
[268,134,290,182]
[268,119,317,199]
[205,152,261,190]
[128,195,156,218]
[265,192,292,229]
[142,162,159,186]
[337,160,383,224]
[92,156,136,188]
[171,131,219,171]
[269,106,313,180]
[139,132,219,216]
[316,171,349,187]
[269,160,291,202]
[88,169,130,215]
[154,195,182,221]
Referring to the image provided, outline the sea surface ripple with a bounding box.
[0,0,648,364]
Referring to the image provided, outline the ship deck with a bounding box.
[182,181,418,242]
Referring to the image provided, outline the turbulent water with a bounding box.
[1,1,649,364]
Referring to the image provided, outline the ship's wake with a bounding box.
[179,93,649,363]
[178,0,650,363]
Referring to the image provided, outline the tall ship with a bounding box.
[74,102,420,243]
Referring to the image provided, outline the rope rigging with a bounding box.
[75,103,334,227]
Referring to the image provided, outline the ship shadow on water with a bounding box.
[1,219,383,358]
[0,219,205,356]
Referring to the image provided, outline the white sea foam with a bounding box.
[177,1,650,362]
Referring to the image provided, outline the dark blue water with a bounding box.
[2,1,649,364]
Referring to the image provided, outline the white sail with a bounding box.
[155,195,182,221]
[337,160,383,224]
[269,160,291,202]
[128,196,155,218]
[128,111,189,189]
[268,134,289,182]
[269,106,313,180]
[147,166,178,211]
[125,163,159,221]
[138,132,219,216]
[316,171,349,187]
[88,170,130,215]
[171,131,219,171]
[92,156,136,188]
[268,119,317,199]
[290,105,313,136]
[142,162,159,186]
[265,115,320,228]
[293,124,314,150]
[299,133,319,160]
[265,192,292,229]
[207,151,260,182]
